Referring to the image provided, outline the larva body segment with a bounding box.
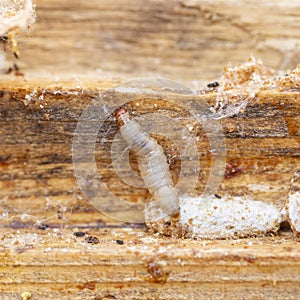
[287,171,300,238]
[116,108,180,217]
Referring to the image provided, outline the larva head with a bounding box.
[115,107,131,127]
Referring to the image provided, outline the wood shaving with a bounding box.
[213,56,273,117]
[275,65,300,90]
[212,57,300,118]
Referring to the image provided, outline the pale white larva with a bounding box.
[115,108,180,218]
[287,171,300,238]
[116,108,282,239]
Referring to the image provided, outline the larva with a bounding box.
[287,171,300,238]
[115,108,180,218]
[116,108,282,239]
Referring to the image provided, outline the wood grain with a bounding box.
[1,1,300,298]
[0,227,299,299]
[0,77,299,227]
[13,0,300,82]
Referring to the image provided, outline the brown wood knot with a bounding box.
[145,258,170,284]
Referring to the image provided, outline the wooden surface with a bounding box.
[14,0,300,82]
[0,77,299,227]
[0,227,300,300]
[1,1,300,298]
[0,78,299,299]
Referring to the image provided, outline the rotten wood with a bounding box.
[0,78,299,227]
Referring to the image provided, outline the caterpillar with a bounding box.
[116,108,282,239]
[115,107,180,219]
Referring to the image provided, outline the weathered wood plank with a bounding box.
[0,228,299,299]
[14,0,300,81]
[1,1,300,298]
[0,78,299,226]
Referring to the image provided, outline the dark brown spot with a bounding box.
[164,221,171,227]
[116,239,124,245]
[85,236,99,244]
[13,52,19,59]
[13,63,19,71]
[5,67,13,74]
[74,231,86,237]
[207,81,219,88]
[38,224,49,230]
[0,36,8,42]
[280,220,291,232]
